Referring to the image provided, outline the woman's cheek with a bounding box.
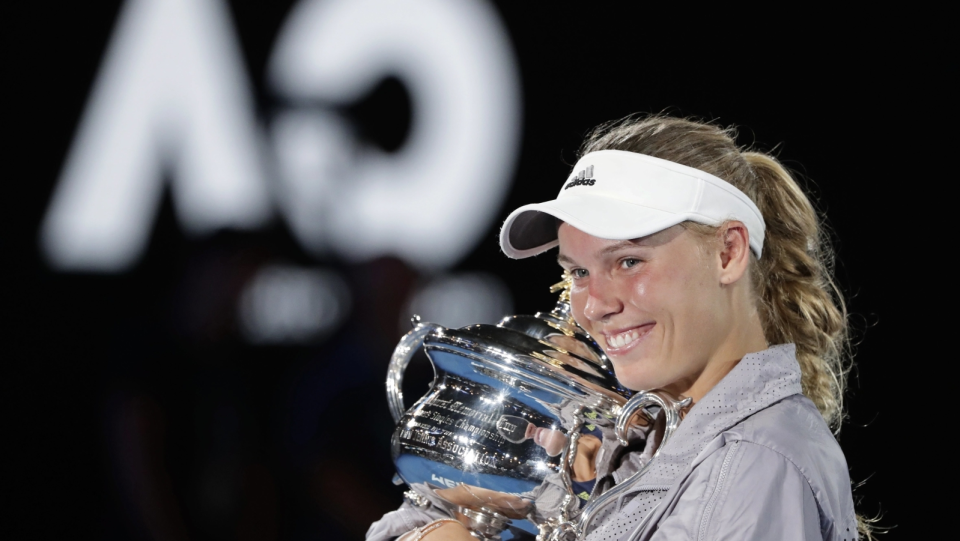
[629,280,647,307]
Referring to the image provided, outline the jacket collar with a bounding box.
[630,343,803,489]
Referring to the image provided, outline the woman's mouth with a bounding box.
[603,324,654,354]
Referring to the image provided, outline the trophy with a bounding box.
[386,276,690,540]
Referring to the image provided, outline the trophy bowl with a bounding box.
[386,289,635,539]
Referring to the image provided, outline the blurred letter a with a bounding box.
[40,0,270,272]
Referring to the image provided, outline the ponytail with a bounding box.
[743,152,848,429]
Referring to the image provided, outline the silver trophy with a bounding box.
[386,277,690,540]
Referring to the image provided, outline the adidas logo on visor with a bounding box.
[564,165,595,189]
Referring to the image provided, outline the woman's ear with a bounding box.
[718,222,751,285]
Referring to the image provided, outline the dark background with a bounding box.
[6,2,945,539]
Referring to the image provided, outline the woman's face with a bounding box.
[557,223,735,394]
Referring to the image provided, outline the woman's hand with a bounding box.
[434,484,531,519]
[396,519,473,540]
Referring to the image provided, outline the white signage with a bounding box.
[41,0,271,271]
[41,0,520,272]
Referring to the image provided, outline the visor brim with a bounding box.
[500,194,690,259]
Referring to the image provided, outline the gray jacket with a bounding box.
[368,344,857,541]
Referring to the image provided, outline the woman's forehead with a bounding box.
[557,223,686,262]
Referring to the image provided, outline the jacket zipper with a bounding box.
[697,440,740,541]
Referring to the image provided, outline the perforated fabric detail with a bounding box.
[584,490,667,541]
[634,344,801,490]
[582,344,803,540]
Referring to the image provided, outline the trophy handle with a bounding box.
[386,316,446,423]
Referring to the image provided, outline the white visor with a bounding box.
[500,150,765,259]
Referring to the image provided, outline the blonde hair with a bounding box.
[580,115,848,426]
[579,115,879,538]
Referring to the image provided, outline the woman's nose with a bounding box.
[582,279,622,322]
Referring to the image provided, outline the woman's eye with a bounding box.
[621,258,640,269]
[571,268,588,279]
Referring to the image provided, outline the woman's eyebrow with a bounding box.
[558,241,641,266]
[596,240,640,258]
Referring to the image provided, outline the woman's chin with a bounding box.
[610,354,659,390]
[612,362,668,392]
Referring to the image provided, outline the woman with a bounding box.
[368,115,869,540]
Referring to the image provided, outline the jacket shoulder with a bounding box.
[736,394,844,475]
[731,394,857,538]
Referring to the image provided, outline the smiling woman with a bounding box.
[368,115,874,541]
[569,118,849,428]
[557,221,769,403]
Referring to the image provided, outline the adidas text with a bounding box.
[564,165,595,189]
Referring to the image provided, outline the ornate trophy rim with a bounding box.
[422,326,630,414]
